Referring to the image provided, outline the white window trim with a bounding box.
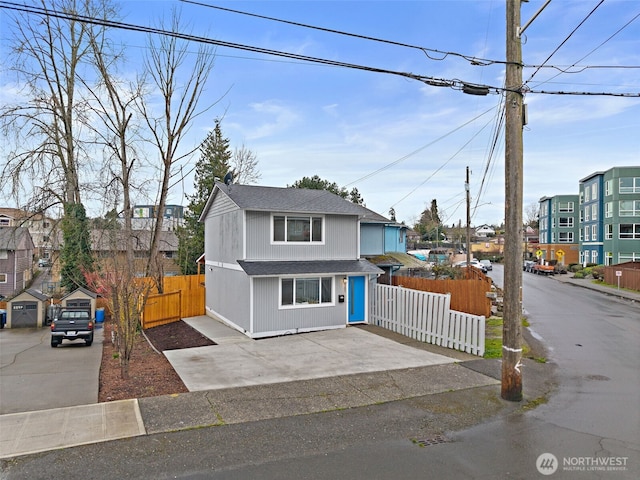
[279,275,335,309]
[271,214,326,245]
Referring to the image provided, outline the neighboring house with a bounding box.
[90,229,180,277]
[199,182,383,338]
[0,227,35,299]
[0,208,57,263]
[474,224,495,238]
[538,195,580,265]
[358,206,407,256]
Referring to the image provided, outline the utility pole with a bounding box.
[502,0,524,401]
[466,166,471,267]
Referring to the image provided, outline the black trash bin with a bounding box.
[0,309,6,329]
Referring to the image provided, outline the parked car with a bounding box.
[38,258,51,268]
[479,259,493,271]
[454,260,488,273]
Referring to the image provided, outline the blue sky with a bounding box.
[2,0,640,227]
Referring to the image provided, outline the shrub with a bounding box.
[591,265,605,280]
[573,271,585,279]
[569,264,582,272]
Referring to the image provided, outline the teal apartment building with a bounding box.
[579,166,640,266]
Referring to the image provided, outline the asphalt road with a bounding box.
[0,326,103,414]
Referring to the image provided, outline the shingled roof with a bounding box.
[201,182,371,219]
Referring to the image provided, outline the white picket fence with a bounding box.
[370,284,485,357]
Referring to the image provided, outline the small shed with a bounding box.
[60,287,98,319]
[7,289,50,328]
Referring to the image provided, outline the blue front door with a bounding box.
[348,276,366,324]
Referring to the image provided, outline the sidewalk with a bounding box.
[0,323,498,459]
[552,273,640,303]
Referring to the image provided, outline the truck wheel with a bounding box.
[85,339,93,347]
[51,338,59,348]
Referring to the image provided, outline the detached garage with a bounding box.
[60,287,97,319]
[7,289,49,328]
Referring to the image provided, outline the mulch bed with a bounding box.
[144,320,216,351]
[98,319,215,403]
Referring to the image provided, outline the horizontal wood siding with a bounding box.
[246,212,358,260]
[252,276,346,335]
[392,275,492,318]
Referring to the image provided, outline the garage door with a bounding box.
[11,302,38,328]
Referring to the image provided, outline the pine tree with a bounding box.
[177,120,232,274]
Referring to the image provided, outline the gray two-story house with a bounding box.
[199,182,383,338]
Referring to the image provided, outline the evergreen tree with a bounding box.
[60,203,94,291]
[177,120,232,274]
[289,176,365,205]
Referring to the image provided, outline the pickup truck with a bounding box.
[523,260,554,275]
[50,309,94,347]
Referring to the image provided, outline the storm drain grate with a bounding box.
[412,435,449,447]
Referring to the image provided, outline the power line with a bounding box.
[528,10,640,90]
[1,1,637,97]
[525,0,605,85]
[180,0,640,73]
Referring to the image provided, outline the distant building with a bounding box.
[538,166,640,266]
[580,166,640,265]
[538,194,580,265]
[128,205,185,231]
[0,208,57,262]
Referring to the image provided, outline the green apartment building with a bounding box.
[579,166,640,266]
[538,194,580,265]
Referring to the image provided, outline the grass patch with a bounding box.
[483,316,531,359]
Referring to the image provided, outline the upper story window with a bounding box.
[591,204,598,221]
[558,202,574,213]
[620,177,640,194]
[591,183,598,200]
[605,202,613,218]
[273,215,323,243]
[584,187,590,202]
[605,180,613,196]
[558,232,573,243]
[558,217,573,228]
[0,250,7,260]
[620,224,640,239]
[619,200,640,217]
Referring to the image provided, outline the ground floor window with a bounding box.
[281,276,333,307]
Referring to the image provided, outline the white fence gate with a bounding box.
[371,284,485,357]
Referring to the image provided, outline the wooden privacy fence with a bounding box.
[604,263,640,291]
[371,284,485,356]
[392,274,492,318]
[140,274,205,329]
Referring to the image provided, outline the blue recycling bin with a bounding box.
[96,307,105,323]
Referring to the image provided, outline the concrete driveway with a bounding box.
[0,325,103,414]
[166,318,457,392]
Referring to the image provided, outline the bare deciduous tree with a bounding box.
[231,145,261,184]
[137,9,217,292]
